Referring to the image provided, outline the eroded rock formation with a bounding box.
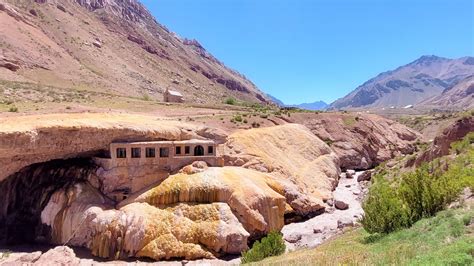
[225,124,340,204]
[287,113,420,170]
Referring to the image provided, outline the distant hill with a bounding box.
[0,0,270,104]
[265,94,328,110]
[330,55,474,109]
[291,101,328,111]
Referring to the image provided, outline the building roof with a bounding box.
[167,90,183,97]
[111,139,215,145]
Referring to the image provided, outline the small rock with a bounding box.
[313,228,322,234]
[29,9,38,16]
[334,200,349,210]
[346,170,356,178]
[326,198,334,207]
[56,4,67,12]
[93,41,102,48]
[357,170,372,182]
[337,217,354,228]
[285,234,302,244]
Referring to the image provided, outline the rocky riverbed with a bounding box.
[282,171,367,251]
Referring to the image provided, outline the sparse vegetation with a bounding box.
[241,231,286,264]
[224,97,237,105]
[142,94,152,101]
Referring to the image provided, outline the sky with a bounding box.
[142,0,474,105]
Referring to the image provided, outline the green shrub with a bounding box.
[362,134,474,234]
[8,106,18,112]
[233,114,243,122]
[241,231,286,263]
[224,97,237,105]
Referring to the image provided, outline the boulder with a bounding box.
[346,170,356,178]
[34,247,79,266]
[337,217,354,229]
[334,200,349,210]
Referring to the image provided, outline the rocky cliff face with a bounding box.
[287,113,420,170]
[0,0,269,104]
[330,56,474,109]
[413,116,474,166]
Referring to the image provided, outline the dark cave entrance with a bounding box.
[0,158,97,245]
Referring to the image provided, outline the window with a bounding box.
[208,146,214,155]
[131,148,141,158]
[145,147,155,158]
[175,146,181,155]
[160,147,169,158]
[194,145,204,156]
[116,148,127,158]
[185,146,190,154]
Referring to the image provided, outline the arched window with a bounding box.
[194,145,204,156]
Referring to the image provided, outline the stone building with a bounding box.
[163,89,184,103]
[94,139,223,201]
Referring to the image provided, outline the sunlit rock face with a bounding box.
[121,167,287,236]
[225,124,341,207]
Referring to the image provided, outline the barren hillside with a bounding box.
[0,0,270,104]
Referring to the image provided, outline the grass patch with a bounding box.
[342,116,357,127]
[252,207,474,265]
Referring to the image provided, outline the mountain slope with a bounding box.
[420,75,474,110]
[330,55,474,109]
[0,0,270,104]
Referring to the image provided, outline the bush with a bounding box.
[233,114,243,122]
[224,97,237,105]
[362,134,474,234]
[8,106,18,112]
[241,231,286,263]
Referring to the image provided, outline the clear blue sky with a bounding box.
[142,0,473,104]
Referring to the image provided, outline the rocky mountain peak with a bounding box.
[411,55,447,66]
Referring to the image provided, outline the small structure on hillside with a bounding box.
[163,88,184,103]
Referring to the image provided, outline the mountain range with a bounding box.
[330,55,474,110]
[0,0,270,104]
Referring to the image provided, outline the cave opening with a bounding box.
[0,158,98,245]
